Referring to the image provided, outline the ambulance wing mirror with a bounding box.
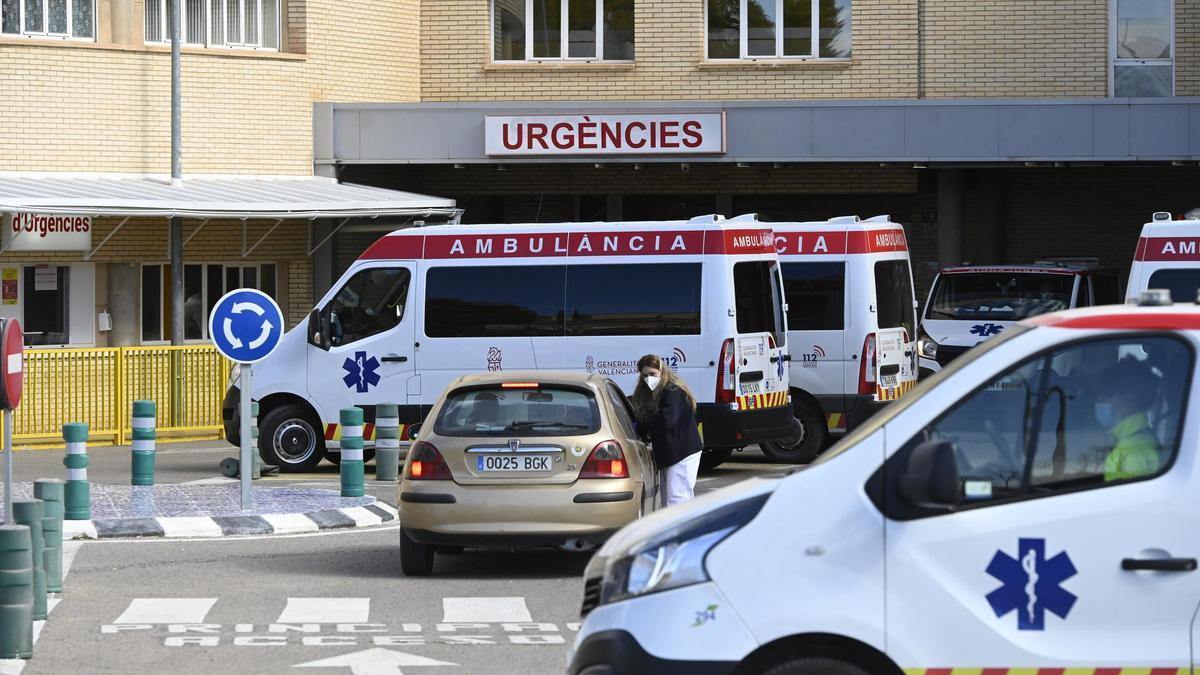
[308,308,330,351]
[899,440,959,508]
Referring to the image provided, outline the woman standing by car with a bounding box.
[632,354,703,507]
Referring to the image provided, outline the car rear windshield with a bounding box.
[433,385,602,437]
[927,272,1073,321]
[734,261,787,344]
[874,260,916,338]
[1147,269,1200,303]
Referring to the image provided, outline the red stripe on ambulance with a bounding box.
[774,228,907,255]
[1134,236,1200,261]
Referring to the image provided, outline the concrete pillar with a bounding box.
[975,171,1006,264]
[937,169,965,268]
[107,263,140,347]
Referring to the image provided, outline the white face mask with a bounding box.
[643,375,661,391]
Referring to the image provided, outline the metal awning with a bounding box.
[0,173,460,219]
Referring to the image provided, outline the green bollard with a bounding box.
[0,524,33,659]
[374,404,401,482]
[131,400,156,486]
[32,480,63,593]
[62,423,90,520]
[11,501,45,621]
[339,408,365,498]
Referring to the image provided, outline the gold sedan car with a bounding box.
[398,371,658,576]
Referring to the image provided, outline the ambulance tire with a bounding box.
[259,404,325,473]
[760,405,824,464]
[400,527,435,576]
[759,657,869,675]
[699,447,734,471]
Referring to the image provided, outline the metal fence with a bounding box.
[5,345,231,445]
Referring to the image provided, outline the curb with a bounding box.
[60,502,398,540]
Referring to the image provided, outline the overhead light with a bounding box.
[633,163,643,170]
[680,163,690,173]
[496,164,508,172]
[772,163,784,169]
[453,163,466,169]
[736,162,751,168]
[594,163,605,169]
[912,163,927,169]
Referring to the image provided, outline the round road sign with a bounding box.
[0,319,23,410]
[209,289,285,364]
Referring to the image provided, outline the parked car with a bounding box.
[398,371,657,576]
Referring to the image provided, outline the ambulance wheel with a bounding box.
[259,404,324,473]
[760,657,868,675]
[325,450,377,466]
[760,405,824,464]
[400,527,435,576]
[699,447,734,471]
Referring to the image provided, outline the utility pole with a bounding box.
[169,0,184,345]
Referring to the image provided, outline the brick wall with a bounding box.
[1176,0,1200,96]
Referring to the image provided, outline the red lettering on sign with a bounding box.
[705,229,776,255]
[527,123,549,150]
[682,120,703,148]
[551,123,572,150]
[363,231,715,260]
[625,122,647,149]
[501,124,522,150]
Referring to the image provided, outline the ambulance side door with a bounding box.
[780,258,848,419]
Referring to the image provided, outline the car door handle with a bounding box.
[1121,557,1197,572]
[381,355,408,363]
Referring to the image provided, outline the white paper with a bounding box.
[34,265,56,291]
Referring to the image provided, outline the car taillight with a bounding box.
[580,440,629,479]
[715,338,735,405]
[858,334,877,395]
[407,441,452,480]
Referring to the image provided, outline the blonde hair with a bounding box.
[631,353,696,424]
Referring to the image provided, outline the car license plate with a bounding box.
[880,374,898,388]
[476,455,552,472]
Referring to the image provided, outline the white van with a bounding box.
[571,295,1200,674]
[1127,211,1200,303]
[759,215,918,464]
[918,263,1121,375]
[224,215,797,471]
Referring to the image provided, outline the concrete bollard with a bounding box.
[0,524,33,659]
[339,408,365,498]
[374,404,401,482]
[32,480,63,593]
[131,400,156,486]
[62,423,90,520]
[11,501,45,621]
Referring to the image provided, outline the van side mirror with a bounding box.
[307,309,329,351]
[899,440,960,508]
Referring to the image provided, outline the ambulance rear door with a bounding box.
[868,226,918,402]
[730,255,790,408]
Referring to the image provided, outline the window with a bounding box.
[927,273,1074,322]
[492,0,634,61]
[781,262,844,330]
[23,266,68,346]
[1113,0,1173,97]
[1,0,94,39]
[322,267,411,347]
[434,384,601,437]
[145,0,278,49]
[606,382,639,439]
[425,266,565,338]
[1147,268,1200,303]
[882,335,1191,518]
[874,260,915,339]
[141,263,277,343]
[706,0,849,60]
[567,263,701,336]
[733,261,786,345]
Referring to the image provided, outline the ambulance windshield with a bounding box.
[928,272,1073,321]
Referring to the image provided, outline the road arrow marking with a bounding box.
[294,648,456,675]
[248,319,273,349]
[223,317,243,348]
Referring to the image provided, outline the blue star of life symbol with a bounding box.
[342,351,381,393]
[970,323,1004,337]
[986,538,1077,631]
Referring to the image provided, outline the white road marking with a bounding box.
[158,517,224,538]
[276,598,371,624]
[61,541,82,579]
[294,647,456,673]
[83,522,400,544]
[182,477,238,485]
[63,520,97,540]
[261,513,320,535]
[115,598,218,624]
[441,597,532,623]
[341,506,383,527]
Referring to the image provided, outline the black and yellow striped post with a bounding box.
[0,524,33,659]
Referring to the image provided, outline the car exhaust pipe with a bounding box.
[561,538,592,552]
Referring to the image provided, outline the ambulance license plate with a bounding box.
[477,455,552,472]
[880,374,898,388]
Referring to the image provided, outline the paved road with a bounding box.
[8,441,794,674]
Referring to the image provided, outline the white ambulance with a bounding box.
[223,215,797,471]
[1127,211,1200,303]
[571,294,1200,674]
[755,215,918,465]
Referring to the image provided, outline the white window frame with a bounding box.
[705,0,850,61]
[1,0,96,41]
[1110,0,1175,97]
[139,262,277,345]
[490,0,631,63]
[144,0,278,50]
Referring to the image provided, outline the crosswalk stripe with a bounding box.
[276,598,371,624]
[441,597,532,623]
[261,513,320,534]
[115,598,218,624]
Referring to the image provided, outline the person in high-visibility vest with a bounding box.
[1096,358,1162,482]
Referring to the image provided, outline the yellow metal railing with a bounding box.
[5,345,232,446]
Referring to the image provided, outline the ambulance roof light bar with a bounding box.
[864,215,893,223]
[828,216,861,225]
[689,214,726,224]
[1153,211,1172,221]
[1138,289,1174,307]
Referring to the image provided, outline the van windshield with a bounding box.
[734,261,787,345]
[433,385,601,437]
[1147,269,1200,302]
[927,273,1073,321]
[874,260,916,338]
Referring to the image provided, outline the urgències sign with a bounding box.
[485,113,726,156]
[2,212,93,251]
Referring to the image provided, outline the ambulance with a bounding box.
[1127,211,1200,303]
[571,292,1200,675]
[223,215,797,471]
[752,215,918,466]
[918,262,1121,376]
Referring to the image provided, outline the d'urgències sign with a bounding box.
[2,213,93,251]
[485,113,726,156]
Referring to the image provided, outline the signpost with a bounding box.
[208,289,283,510]
[0,319,22,524]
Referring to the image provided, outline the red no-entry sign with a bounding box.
[0,319,23,410]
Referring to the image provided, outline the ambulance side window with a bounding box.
[780,262,845,330]
[324,267,411,347]
[1147,269,1200,303]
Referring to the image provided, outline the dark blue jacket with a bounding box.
[645,386,703,468]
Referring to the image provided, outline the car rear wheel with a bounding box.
[759,657,869,675]
[760,404,824,464]
[699,447,733,471]
[259,404,325,473]
[400,527,435,576]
